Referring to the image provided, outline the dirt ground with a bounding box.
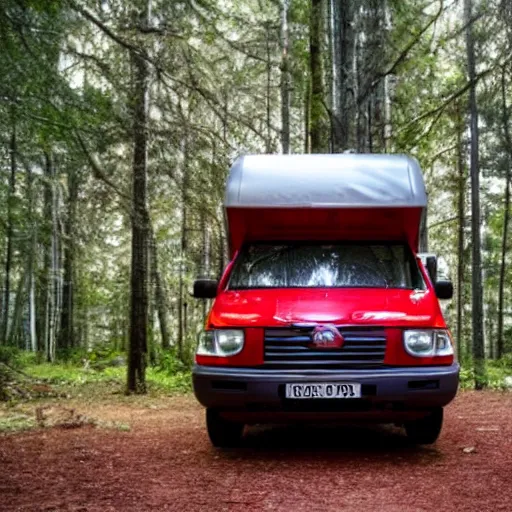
[1,391,511,512]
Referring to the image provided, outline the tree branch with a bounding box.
[69,1,280,145]
[74,132,131,202]
[427,143,459,164]
[429,215,471,230]
[358,0,445,105]
[396,64,499,134]
[68,1,144,57]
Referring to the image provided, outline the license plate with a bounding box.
[285,383,361,399]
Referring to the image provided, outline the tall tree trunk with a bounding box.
[28,266,37,352]
[456,111,466,360]
[53,180,62,352]
[332,0,354,152]
[150,232,170,350]
[200,209,210,321]
[265,21,272,154]
[8,271,26,346]
[280,0,291,154]
[487,301,495,359]
[39,153,52,356]
[178,170,188,362]
[218,218,225,279]
[222,88,228,145]
[43,153,58,363]
[183,301,188,344]
[327,0,335,150]
[50,157,60,362]
[497,65,512,359]
[367,100,373,153]
[147,270,156,366]
[464,0,486,389]
[355,31,365,152]
[309,0,329,153]
[26,162,37,352]
[2,123,17,343]
[177,105,191,362]
[381,0,392,152]
[58,169,78,352]
[127,7,150,393]
[304,79,311,153]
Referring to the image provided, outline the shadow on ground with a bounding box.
[215,423,443,464]
[206,425,443,464]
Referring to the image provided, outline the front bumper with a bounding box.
[192,364,460,422]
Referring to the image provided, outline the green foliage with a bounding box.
[460,358,512,389]
[0,347,19,400]
[24,362,122,385]
[150,347,194,393]
[146,368,192,394]
[17,351,39,367]
[153,347,190,374]
[23,359,192,395]
[25,0,63,14]
[0,413,36,433]
[0,346,21,369]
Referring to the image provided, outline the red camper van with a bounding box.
[192,154,459,447]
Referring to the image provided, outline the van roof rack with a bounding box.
[225,154,427,209]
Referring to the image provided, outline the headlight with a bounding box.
[433,331,454,356]
[197,329,244,357]
[403,330,454,357]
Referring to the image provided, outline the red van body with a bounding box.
[192,154,459,447]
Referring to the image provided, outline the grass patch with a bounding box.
[22,362,192,398]
[146,367,192,393]
[25,363,125,385]
[1,356,192,433]
[0,412,36,433]
[459,359,512,390]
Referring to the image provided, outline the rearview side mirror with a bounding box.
[434,280,453,300]
[193,279,218,299]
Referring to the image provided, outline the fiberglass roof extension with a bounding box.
[225,154,427,209]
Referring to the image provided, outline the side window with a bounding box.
[409,254,426,290]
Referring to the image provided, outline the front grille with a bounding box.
[263,327,387,370]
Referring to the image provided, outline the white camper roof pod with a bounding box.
[223,154,428,257]
[225,154,427,209]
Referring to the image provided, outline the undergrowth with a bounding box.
[0,351,192,433]
[459,355,512,390]
[1,348,191,405]
[3,349,511,407]
[23,362,192,395]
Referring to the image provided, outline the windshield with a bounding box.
[229,243,425,290]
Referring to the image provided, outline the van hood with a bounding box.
[208,288,445,328]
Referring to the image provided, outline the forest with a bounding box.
[0,0,511,394]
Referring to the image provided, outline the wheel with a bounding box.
[405,407,443,444]
[206,408,244,448]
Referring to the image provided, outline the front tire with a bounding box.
[405,407,443,444]
[206,409,244,448]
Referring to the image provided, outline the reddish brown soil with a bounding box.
[1,391,511,512]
